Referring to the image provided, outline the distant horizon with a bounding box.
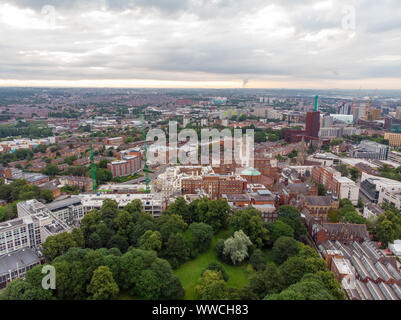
[0,81,399,92]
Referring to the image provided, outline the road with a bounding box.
[122,165,167,185]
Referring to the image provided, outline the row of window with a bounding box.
[0,263,39,284]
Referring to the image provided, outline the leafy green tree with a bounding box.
[107,234,129,253]
[350,167,360,181]
[201,262,229,282]
[215,238,230,264]
[230,207,269,248]
[271,220,294,242]
[87,266,119,300]
[119,249,184,299]
[164,232,190,268]
[279,255,327,287]
[150,258,185,300]
[0,206,5,222]
[64,155,77,165]
[187,222,213,255]
[328,208,339,223]
[0,278,54,300]
[167,197,191,223]
[278,206,307,240]
[135,270,161,300]
[195,270,228,300]
[138,230,162,252]
[130,219,156,246]
[343,210,366,224]
[316,271,345,300]
[273,236,299,264]
[223,230,253,265]
[42,164,59,177]
[34,144,47,154]
[249,263,283,298]
[265,273,334,300]
[375,214,401,248]
[81,209,101,239]
[158,214,188,242]
[43,232,78,261]
[100,199,119,224]
[98,159,108,169]
[114,210,134,238]
[195,198,230,231]
[71,228,85,248]
[125,199,143,217]
[254,131,267,143]
[40,189,55,203]
[337,164,349,177]
[95,168,113,185]
[87,232,102,249]
[96,223,114,247]
[250,249,266,271]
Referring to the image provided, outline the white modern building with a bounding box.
[389,240,401,256]
[360,173,401,205]
[1,200,70,257]
[336,176,360,205]
[79,193,163,218]
[46,197,85,227]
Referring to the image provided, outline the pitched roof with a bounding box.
[304,195,336,206]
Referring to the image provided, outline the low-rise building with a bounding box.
[104,137,124,145]
[58,175,93,192]
[363,203,385,220]
[0,248,43,289]
[46,197,85,227]
[79,193,163,218]
[360,173,401,205]
[108,151,142,178]
[389,151,401,164]
[301,195,340,222]
[9,169,49,186]
[351,140,389,160]
[0,200,70,257]
[316,239,401,300]
[384,132,401,147]
[312,166,359,205]
[388,240,401,257]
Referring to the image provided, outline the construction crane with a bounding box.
[140,115,150,194]
[365,97,371,120]
[90,115,97,193]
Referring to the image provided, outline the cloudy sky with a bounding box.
[0,0,400,89]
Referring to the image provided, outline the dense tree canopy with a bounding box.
[230,207,269,248]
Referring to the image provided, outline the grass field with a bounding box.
[174,228,253,300]
[118,228,275,300]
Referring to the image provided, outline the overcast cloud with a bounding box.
[0,0,400,88]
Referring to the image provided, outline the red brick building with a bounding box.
[181,175,247,199]
[108,151,142,178]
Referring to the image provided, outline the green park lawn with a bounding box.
[118,228,275,300]
[174,227,262,300]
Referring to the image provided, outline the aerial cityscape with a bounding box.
[0,0,401,310]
